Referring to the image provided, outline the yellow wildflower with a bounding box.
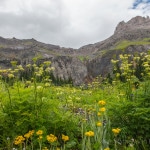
[24,133,30,139]
[44,61,51,66]
[38,136,43,140]
[37,86,43,90]
[17,65,24,71]
[47,134,57,143]
[96,122,102,127]
[10,61,17,66]
[35,73,42,77]
[26,81,31,84]
[10,71,15,74]
[45,67,51,72]
[26,64,31,68]
[104,147,110,150]
[62,134,69,142]
[112,128,121,136]
[29,130,34,136]
[24,130,34,139]
[14,135,25,145]
[100,107,106,112]
[1,69,7,73]
[45,83,50,87]
[97,112,101,116]
[8,74,14,78]
[14,69,19,72]
[36,130,43,135]
[98,100,106,105]
[85,131,94,137]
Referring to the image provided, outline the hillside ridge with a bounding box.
[0,16,150,85]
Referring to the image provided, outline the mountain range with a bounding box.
[0,16,150,85]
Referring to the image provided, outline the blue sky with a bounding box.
[0,0,150,48]
[133,0,150,9]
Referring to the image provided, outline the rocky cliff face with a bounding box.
[0,16,150,85]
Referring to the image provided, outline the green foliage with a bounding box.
[0,53,150,149]
[81,100,111,150]
[111,53,150,83]
[107,83,150,149]
[109,52,150,149]
[78,56,89,62]
[115,38,150,50]
[0,62,80,149]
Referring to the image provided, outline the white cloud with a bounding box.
[0,0,150,48]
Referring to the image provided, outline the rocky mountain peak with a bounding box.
[114,16,150,34]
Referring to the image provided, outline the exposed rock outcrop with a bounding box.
[50,56,88,85]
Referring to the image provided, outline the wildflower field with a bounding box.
[0,53,150,150]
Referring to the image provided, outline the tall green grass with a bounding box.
[0,53,150,149]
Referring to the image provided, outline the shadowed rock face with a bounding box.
[0,16,150,85]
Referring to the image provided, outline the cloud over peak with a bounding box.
[0,0,150,48]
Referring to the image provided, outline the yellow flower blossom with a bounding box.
[10,71,15,74]
[112,128,121,136]
[47,134,57,143]
[98,100,106,105]
[62,134,69,142]
[24,130,34,139]
[85,131,94,137]
[14,69,19,72]
[104,147,110,150]
[8,74,14,78]
[1,69,7,73]
[14,135,25,145]
[44,61,51,66]
[97,112,101,116]
[24,133,30,139]
[29,130,34,135]
[45,83,50,87]
[96,122,102,127]
[17,65,24,71]
[26,81,31,84]
[10,61,17,66]
[26,64,31,68]
[35,73,42,77]
[36,130,43,135]
[100,107,106,112]
[45,67,51,72]
[37,86,43,90]
[38,136,43,140]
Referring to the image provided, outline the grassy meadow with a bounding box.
[0,53,150,150]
